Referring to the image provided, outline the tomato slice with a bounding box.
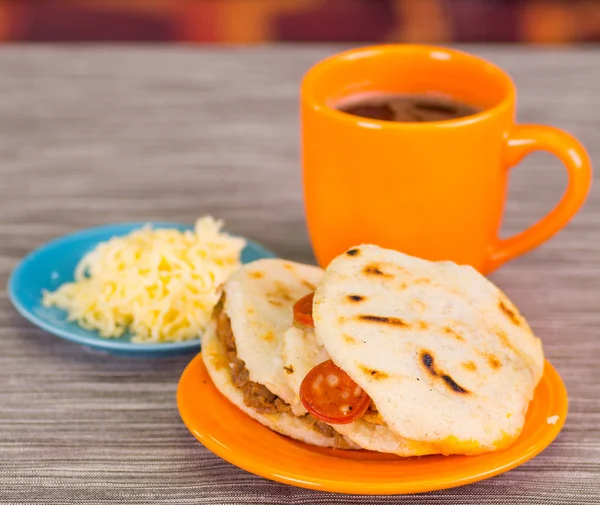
[300,360,371,424]
[293,292,315,327]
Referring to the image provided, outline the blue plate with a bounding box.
[8,222,277,357]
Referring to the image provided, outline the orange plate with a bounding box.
[177,355,567,495]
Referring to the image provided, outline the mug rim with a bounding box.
[301,44,517,129]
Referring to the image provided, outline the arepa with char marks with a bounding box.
[203,259,358,448]
[223,259,323,408]
[312,245,544,454]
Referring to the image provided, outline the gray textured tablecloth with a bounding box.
[0,46,598,504]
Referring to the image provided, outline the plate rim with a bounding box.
[177,353,568,495]
[7,221,276,353]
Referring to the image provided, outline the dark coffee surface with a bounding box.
[337,93,481,122]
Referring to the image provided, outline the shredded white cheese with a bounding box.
[42,217,245,343]
[547,415,560,425]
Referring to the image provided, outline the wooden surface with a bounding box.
[0,46,598,504]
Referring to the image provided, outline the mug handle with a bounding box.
[487,125,592,272]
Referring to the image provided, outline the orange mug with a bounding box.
[301,45,592,273]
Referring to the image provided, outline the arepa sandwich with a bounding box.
[283,245,544,455]
[202,258,357,448]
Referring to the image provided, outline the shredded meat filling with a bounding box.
[215,300,290,414]
[213,297,338,439]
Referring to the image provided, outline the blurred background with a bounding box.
[1,0,599,44]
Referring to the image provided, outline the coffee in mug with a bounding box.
[301,45,592,272]
[336,92,481,123]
